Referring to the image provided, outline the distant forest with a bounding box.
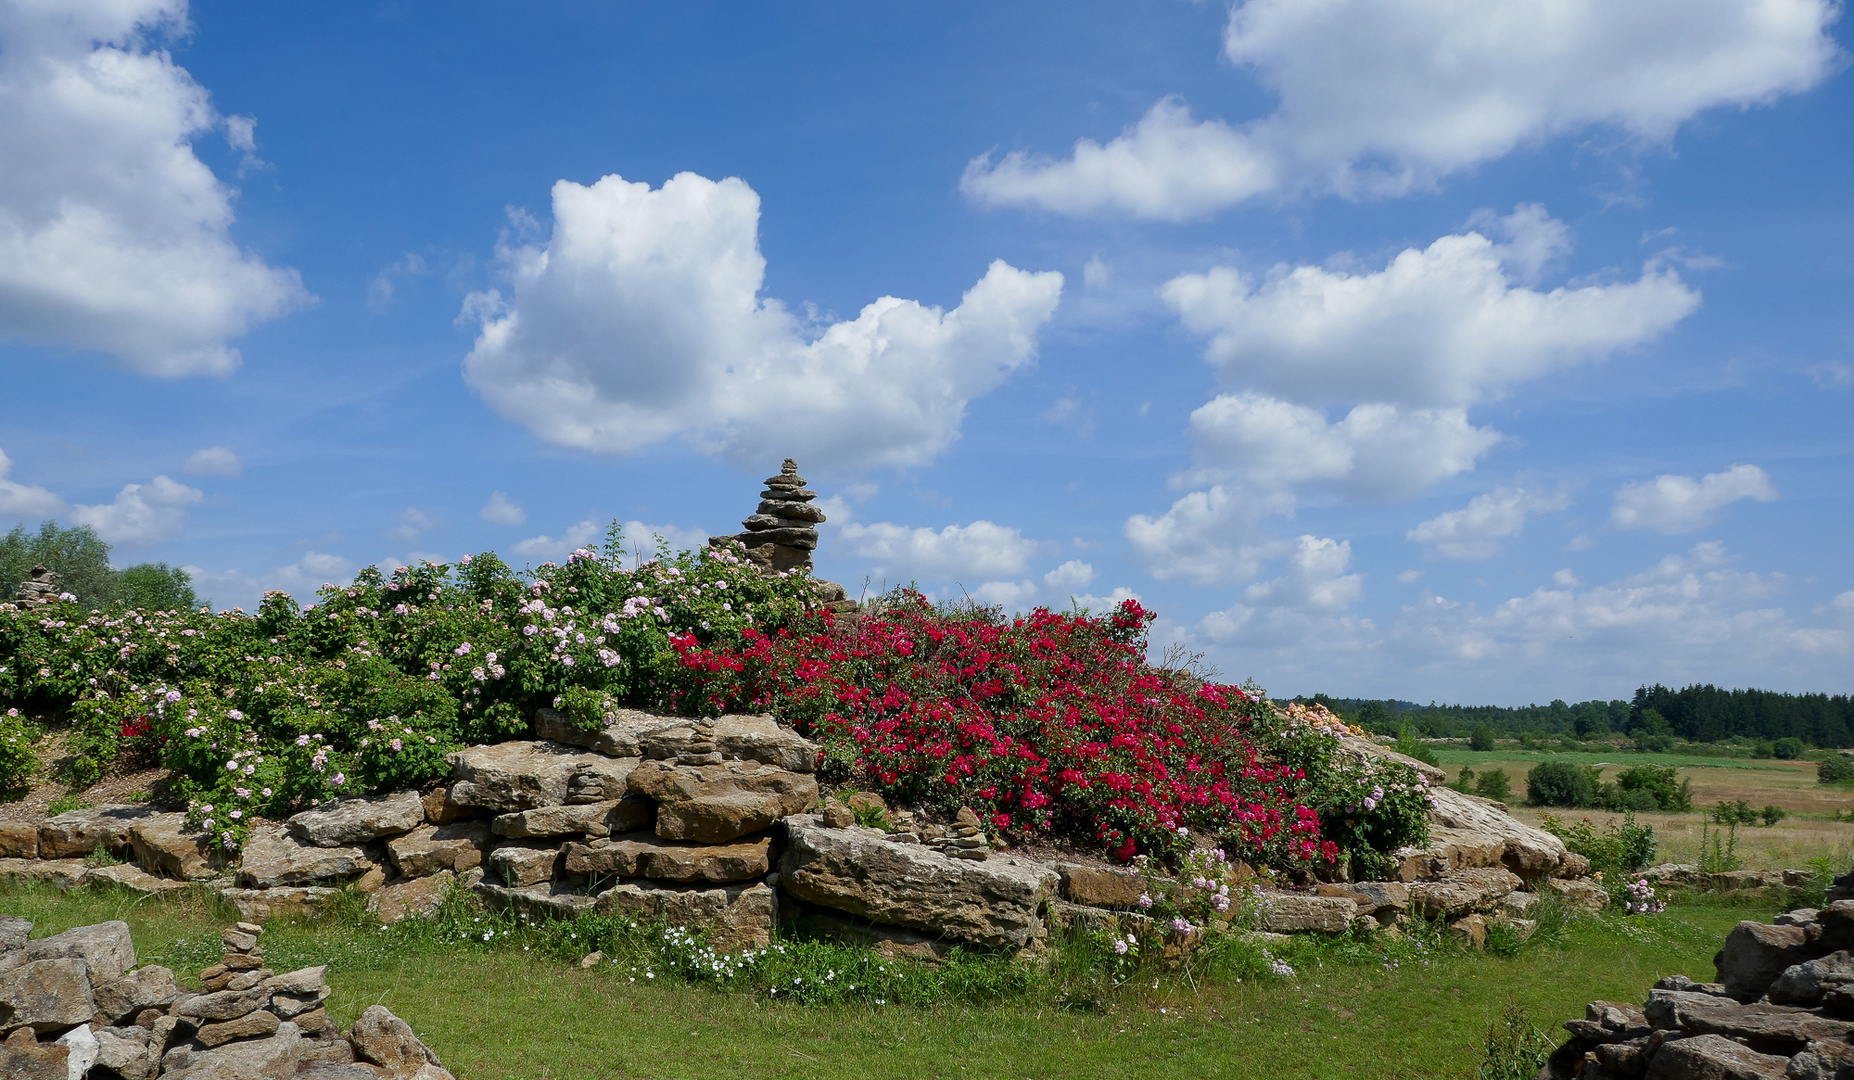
[1298,684,1854,749]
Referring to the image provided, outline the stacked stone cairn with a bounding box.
[708,458,825,575]
[924,807,994,862]
[6,565,62,610]
[1538,895,1854,1079]
[0,915,453,1078]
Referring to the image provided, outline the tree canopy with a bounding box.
[1,520,198,612]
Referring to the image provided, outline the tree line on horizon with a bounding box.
[1297,685,1854,750]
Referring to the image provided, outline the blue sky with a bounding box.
[2,0,1851,705]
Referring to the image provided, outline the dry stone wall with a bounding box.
[0,915,454,1079]
[0,707,1617,963]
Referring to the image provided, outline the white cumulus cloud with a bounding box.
[462,172,1062,469]
[1161,208,1700,409]
[0,447,64,521]
[182,446,240,477]
[479,491,526,526]
[620,520,711,560]
[512,518,600,561]
[0,0,308,374]
[68,474,202,545]
[835,520,1040,582]
[1408,485,1574,560]
[963,0,1840,218]
[1611,464,1778,533]
[1043,559,1096,590]
[186,551,355,611]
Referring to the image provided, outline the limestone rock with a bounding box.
[286,791,425,847]
[385,821,490,878]
[803,907,958,965]
[1055,863,1147,909]
[0,958,94,1034]
[217,886,343,922]
[472,880,595,921]
[447,740,637,812]
[0,858,87,890]
[174,988,264,1021]
[595,880,778,953]
[23,919,136,983]
[158,1021,303,1080]
[1252,892,1356,933]
[57,1025,100,1076]
[0,821,38,859]
[348,1005,455,1080]
[1408,868,1522,920]
[535,708,820,773]
[1545,876,1610,914]
[1788,1039,1854,1080]
[95,1026,158,1080]
[0,914,28,956]
[236,826,375,888]
[485,842,559,887]
[368,872,454,924]
[1449,913,1488,950]
[561,833,771,882]
[0,1040,66,1079]
[630,759,818,843]
[197,1008,279,1047]
[93,964,178,1023]
[490,799,649,840]
[87,862,196,897]
[1395,786,1572,882]
[780,816,1055,948]
[1769,951,1854,1006]
[36,803,159,859]
[1716,921,1815,1002]
[1644,1032,1788,1079]
[128,813,226,881]
[1316,881,1411,919]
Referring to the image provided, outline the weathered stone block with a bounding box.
[1252,892,1356,933]
[447,740,637,812]
[1056,863,1146,909]
[1715,920,1815,1002]
[236,826,375,888]
[368,872,454,925]
[1408,867,1522,920]
[630,759,818,843]
[0,958,94,1034]
[128,813,225,881]
[24,920,136,983]
[385,821,490,879]
[217,886,343,922]
[561,833,771,883]
[596,880,778,953]
[36,804,158,860]
[485,842,558,887]
[286,791,425,847]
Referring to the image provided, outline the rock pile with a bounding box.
[924,807,993,862]
[708,458,823,574]
[0,916,452,1078]
[1538,901,1854,1079]
[7,565,62,610]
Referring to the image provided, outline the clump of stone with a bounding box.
[6,565,62,611]
[925,808,993,862]
[708,457,823,574]
[1538,898,1854,1079]
[0,915,454,1078]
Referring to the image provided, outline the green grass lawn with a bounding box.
[0,884,1782,1080]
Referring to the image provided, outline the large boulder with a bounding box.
[128,814,226,881]
[22,920,136,984]
[596,881,778,953]
[1395,786,1573,882]
[93,965,179,1024]
[535,707,820,773]
[287,792,424,847]
[1644,1032,1789,1079]
[561,834,772,883]
[0,958,95,1034]
[237,826,376,888]
[629,760,817,843]
[158,1021,305,1079]
[1055,863,1147,909]
[489,799,652,840]
[447,740,637,812]
[385,822,490,878]
[780,815,1056,949]
[36,804,160,859]
[348,1005,456,1080]
[217,886,343,922]
[1716,921,1817,1003]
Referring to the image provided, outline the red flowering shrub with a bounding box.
[660,590,1359,866]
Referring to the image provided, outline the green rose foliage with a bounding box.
[0,711,37,793]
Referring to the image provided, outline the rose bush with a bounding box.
[0,528,1428,871]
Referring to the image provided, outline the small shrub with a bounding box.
[1527,761,1598,807]
[1451,766,1476,794]
[1818,755,1854,784]
[0,710,38,794]
[1539,812,1656,875]
[1474,1002,1555,1080]
[1712,800,1761,826]
[1774,737,1807,760]
[1612,764,1691,812]
[1473,768,1512,802]
[1760,804,1788,827]
[1469,726,1495,752]
[1393,724,1440,767]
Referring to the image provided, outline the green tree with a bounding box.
[113,563,198,611]
[1353,699,1393,733]
[1,521,117,607]
[1474,767,1512,802]
[1469,725,1496,752]
[1773,737,1807,760]
[1527,760,1599,807]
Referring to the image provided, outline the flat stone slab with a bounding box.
[0,858,87,890]
[447,740,637,812]
[1252,892,1357,933]
[595,880,777,953]
[237,826,375,888]
[36,804,161,859]
[217,886,344,922]
[385,822,490,878]
[86,862,196,898]
[629,760,817,843]
[472,880,595,921]
[490,799,651,840]
[780,815,1056,949]
[535,708,820,773]
[561,833,772,883]
[128,814,226,881]
[286,792,424,847]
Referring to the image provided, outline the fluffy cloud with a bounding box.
[963,0,1840,217]
[182,446,241,477]
[1194,537,1375,681]
[1611,464,1778,533]
[511,519,600,560]
[1181,393,1501,500]
[479,491,526,526]
[463,172,1062,469]
[186,551,355,611]
[1161,208,1700,409]
[0,0,307,374]
[0,448,63,520]
[1407,485,1574,560]
[835,520,1040,582]
[1124,487,1280,586]
[619,520,711,561]
[68,474,202,545]
[1043,559,1096,591]
[387,508,434,545]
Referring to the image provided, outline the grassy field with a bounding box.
[0,883,1785,1080]
[1431,747,1854,871]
